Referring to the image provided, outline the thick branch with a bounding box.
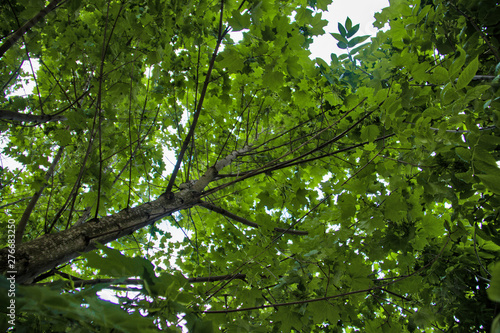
[192,145,252,193]
[1,189,199,284]
[199,201,308,236]
[1,146,245,284]
[0,0,65,58]
[0,110,67,123]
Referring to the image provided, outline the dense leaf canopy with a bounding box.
[1,0,500,331]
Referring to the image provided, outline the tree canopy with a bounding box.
[1,0,500,331]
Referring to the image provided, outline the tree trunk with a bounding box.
[0,146,252,284]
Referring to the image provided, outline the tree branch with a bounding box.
[0,0,66,58]
[36,274,247,287]
[199,201,308,236]
[1,145,247,284]
[16,146,64,244]
[204,236,450,314]
[165,0,229,194]
[0,110,67,123]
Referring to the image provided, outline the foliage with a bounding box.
[0,0,500,331]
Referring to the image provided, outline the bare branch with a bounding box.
[199,201,308,236]
[203,237,450,314]
[0,196,32,210]
[165,1,229,194]
[16,146,64,243]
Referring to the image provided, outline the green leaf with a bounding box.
[82,244,155,278]
[361,124,380,141]
[262,70,284,90]
[337,41,348,49]
[476,174,500,195]
[347,35,370,48]
[346,24,360,38]
[432,66,449,84]
[345,17,352,31]
[316,0,331,11]
[330,32,348,44]
[339,193,356,219]
[316,57,329,69]
[417,5,431,23]
[338,22,347,37]
[488,262,500,302]
[492,314,500,333]
[455,147,471,162]
[51,129,72,146]
[456,57,479,89]
[227,11,251,31]
[449,48,466,79]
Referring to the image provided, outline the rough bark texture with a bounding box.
[0,146,252,284]
[1,190,197,284]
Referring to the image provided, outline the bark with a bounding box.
[0,110,67,123]
[2,191,192,284]
[0,0,64,58]
[0,146,252,284]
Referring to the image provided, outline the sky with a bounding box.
[311,0,389,60]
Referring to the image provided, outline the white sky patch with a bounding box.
[228,29,247,44]
[8,59,40,97]
[2,60,42,170]
[310,0,389,60]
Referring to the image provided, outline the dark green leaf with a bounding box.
[347,35,370,48]
[345,17,352,30]
[330,32,348,44]
[346,24,360,38]
[338,22,347,37]
[456,57,478,89]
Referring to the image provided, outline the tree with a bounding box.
[1,0,499,331]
